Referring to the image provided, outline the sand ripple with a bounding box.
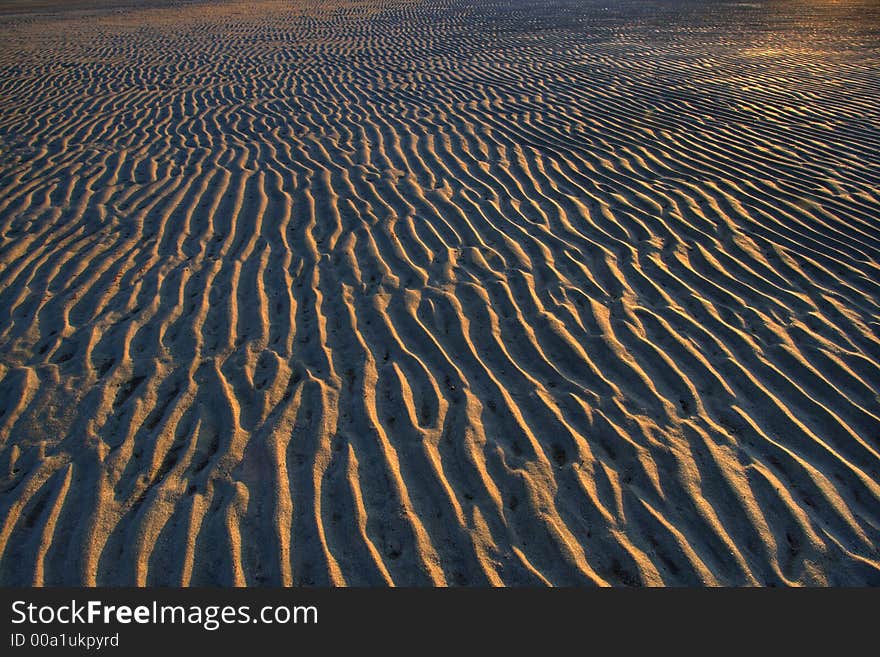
[0,0,879,585]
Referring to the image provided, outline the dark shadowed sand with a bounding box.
[0,0,879,586]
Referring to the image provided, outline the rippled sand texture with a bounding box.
[1,0,879,586]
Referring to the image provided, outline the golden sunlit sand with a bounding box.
[0,0,878,586]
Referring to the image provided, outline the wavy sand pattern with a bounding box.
[0,0,879,586]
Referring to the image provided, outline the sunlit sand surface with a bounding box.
[0,0,878,585]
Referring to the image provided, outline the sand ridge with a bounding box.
[0,0,878,585]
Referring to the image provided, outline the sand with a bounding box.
[0,0,878,586]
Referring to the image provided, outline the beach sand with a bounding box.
[0,0,878,585]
